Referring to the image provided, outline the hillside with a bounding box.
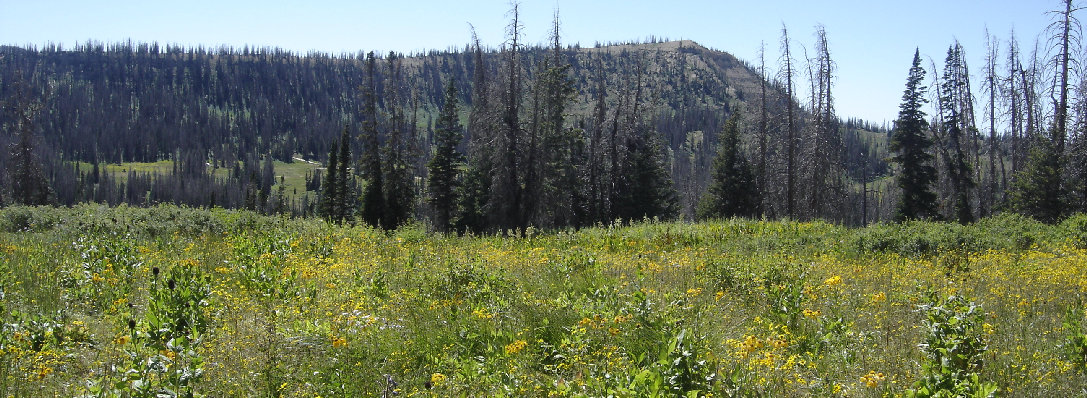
[0,40,888,220]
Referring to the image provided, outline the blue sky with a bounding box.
[0,0,1060,124]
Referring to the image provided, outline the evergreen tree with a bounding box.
[890,49,939,221]
[939,44,976,224]
[336,125,354,223]
[359,51,386,228]
[614,127,678,221]
[457,30,494,234]
[1011,0,1077,223]
[1011,136,1066,223]
[318,140,340,221]
[697,111,760,219]
[530,12,582,228]
[382,52,416,229]
[427,79,464,233]
[4,82,53,206]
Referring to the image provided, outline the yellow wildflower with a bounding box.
[860,370,885,388]
[505,339,527,355]
[430,372,446,386]
[331,336,347,348]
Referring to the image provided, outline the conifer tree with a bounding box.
[939,44,976,224]
[617,130,678,221]
[427,79,463,233]
[1012,0,1078,223]
[5,81,53,206]
[336,125,354,223]
[697,111,759,219]
[359,51,386,228]
[1011,137,1065,223]
[456,29,493,234]
[382,51,416,229]
[319,140,340,221]
[890,50,939,221]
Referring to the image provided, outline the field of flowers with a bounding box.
[1,204,1087,397]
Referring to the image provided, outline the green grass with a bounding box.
[72,157,325,202]
[2,205,1087,396]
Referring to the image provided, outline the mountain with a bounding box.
[0,39,888,221]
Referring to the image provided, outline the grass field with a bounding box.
[73,158,324,203]
[1,204,1086,397]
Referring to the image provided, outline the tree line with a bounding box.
[8,3,1083,230]
[890,0,1087,224]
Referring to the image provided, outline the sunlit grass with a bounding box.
[1,205,1086,396]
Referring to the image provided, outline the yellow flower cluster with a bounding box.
[860,370,885,388]
[472,308,495,320]
[331,336,347,348]
[505,339,528,355]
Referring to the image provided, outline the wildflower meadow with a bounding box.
[2,204,1087,397]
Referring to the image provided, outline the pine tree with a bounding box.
[890,49,939,221]
[939,44,976,224]
[336,125,354,223]
[456,29,493,234]
[697,111,760,219]
[1011,0,1079,223]
[359,51,386,228]
[5,81,53,206]
[1011,137,1065,223]
[427,79,463,233]
[318,140,340,221]
[382,51,416,229]
[531,11,582,228]
[614,127,678,222]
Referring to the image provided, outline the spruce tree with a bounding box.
[359,51,386,228]
[381,51,416,229]
[336,125,354,223]
[614,128,678,221]
[890,49,939,221]
[697,111,759,219]
[5,82,53,206]
[1011,0,1077,223]
[1012,136,1066,223]
[939,44,975,224]
[318,140,340,221]
[427,79,463,233]
[456,32,493,234]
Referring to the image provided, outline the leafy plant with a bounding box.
[907,294,998,398]
[1062,304,1087,370]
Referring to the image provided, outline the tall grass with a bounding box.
[1,205,1086,396]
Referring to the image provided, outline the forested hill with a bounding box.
[0,40,764,161]
[0,39,886,222]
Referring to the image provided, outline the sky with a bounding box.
[0,0,1063,125]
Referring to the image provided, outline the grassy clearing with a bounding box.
[72,158,324,202]
[1,205,1086,397]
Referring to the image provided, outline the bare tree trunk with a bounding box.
[1054,0,1076,153]
[757,41,770,217]
[984,31,999,216]
[1007,33,1021,188]
[780,24,797,219]
[589,72,606,223]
